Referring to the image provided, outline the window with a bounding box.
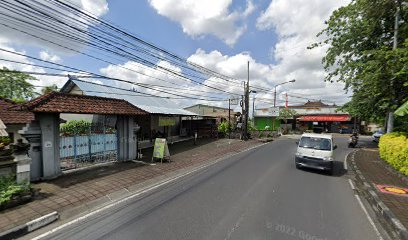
[299,137,331,151]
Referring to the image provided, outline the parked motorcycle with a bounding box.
[348,133,358,148]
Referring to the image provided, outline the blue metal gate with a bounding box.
[59,122,117,170]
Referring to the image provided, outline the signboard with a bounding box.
[271,107,280,117]
[159,117,176,127]
[229,96,240,105]
[152,138,170,161]
[254,107,280,117]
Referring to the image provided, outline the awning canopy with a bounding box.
[298,114,351,122]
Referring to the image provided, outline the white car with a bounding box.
[372,130,384,143]
[295,133,337,175]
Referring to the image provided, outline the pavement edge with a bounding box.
[0,211,58,239]
[348,149,408,240]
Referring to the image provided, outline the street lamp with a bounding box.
[273,79,295,107]
[250,90,257,123]
[272,79,295,132]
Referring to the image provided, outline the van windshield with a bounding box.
[299,137,332,151]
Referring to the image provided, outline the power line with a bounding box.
[0,67,228,102]
[0,0,243,94]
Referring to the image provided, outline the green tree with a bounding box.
[311,0,408,129]
[41,84,58,95]
[278,108,297,133]
[0,67,36,102]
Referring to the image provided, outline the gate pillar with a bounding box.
[117,116,137,161]
[37,113,61,179]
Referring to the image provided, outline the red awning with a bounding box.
[298,114,351,122]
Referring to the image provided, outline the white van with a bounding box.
[295,133,337,175]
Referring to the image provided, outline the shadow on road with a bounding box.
[297,160,347,177]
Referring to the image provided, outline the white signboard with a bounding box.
[254,107,280,117]
[230,97,240,105]
[271,107,280,117]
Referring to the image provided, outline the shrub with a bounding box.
[0,176,29,206]
[60,120,91,136]
[217,121,231,135]
[379,132,408,176]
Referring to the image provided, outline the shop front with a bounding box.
[297,114,353,133]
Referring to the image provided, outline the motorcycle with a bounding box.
[348,134,358,148]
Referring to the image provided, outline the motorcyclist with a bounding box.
[348,131,359,148]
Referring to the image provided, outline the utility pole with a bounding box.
[241,92,245,139]
[273,85,277,131]
[252,96,255,123]
[245,61,250,140]
[228,98,231,139]
[387,2,399,133]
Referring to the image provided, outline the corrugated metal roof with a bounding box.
[67,80,196,116]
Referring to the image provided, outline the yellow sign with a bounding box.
[159,117,176,126]
[377,184,408,197]
[152,138,170,160]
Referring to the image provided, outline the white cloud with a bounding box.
[0,0,109,54]
[148,0,254,46]
[0,0,109,96]
[0,43,68,93]
[187,47,349,107]
[254,0,351,104]
[77,0,109,17]
[39,51,62,64]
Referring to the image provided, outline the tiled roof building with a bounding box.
[0,98,34,124]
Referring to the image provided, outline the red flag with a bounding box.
[285,93,288,108]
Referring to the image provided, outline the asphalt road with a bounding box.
[31,136,384,240]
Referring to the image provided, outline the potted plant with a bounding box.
[0,137,13,162]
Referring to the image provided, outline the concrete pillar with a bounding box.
[14,154,31,185]
[37,113,61,179]
[18,121,42,181]
[117,116,137,161]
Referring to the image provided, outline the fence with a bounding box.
[59,122,118,170]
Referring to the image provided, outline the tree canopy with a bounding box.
[0,67,36,102]
[41,84,58,95]
[311,0,408,124]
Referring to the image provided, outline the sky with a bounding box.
[0,0,351,109]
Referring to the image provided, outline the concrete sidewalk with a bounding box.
[0,138,263,236]
[351,147,408,239]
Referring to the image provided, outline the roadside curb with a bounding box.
[0,211,58,239]
[22,141,267,239]
[348,149,408,240]
[256,138,274,143]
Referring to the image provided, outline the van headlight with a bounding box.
[323,157,333,161]
[295,152,302,157]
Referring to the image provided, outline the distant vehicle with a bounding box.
[372,129,384,143]
[339,128,352,134]
[348,133,358,148]
[295,133,337,175]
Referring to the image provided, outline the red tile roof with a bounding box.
[0,98,35,125]
[24,92,148,116]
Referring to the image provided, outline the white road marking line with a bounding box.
[344,156,348,170]
[344,150,353,170]
[348,179,355,190]
[31,143,266,240]
[354,194,384,240]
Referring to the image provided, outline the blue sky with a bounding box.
[0,0,351,107]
